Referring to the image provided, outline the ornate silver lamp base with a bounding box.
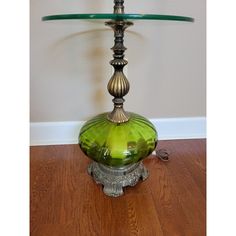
[88,161,149,197]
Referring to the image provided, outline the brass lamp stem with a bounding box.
[113,0,125,14]
[106,0,133,123]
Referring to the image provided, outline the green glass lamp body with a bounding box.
[79,112,157,167]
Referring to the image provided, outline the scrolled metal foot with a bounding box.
[141,165,149,180]
[103,183,124,197]
[87,162,93,175]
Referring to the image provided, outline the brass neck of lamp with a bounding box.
[105,19,133,123]
[114,0,125,14]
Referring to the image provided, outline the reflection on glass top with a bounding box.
[42,13,194,22]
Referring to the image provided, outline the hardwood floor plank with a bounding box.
[153,140,206,236]
[145,158,190,236]
[126,194,164,236]
[176,140,206,196]
[30,146,62,232]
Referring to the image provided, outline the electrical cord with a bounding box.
[153,148,170,162]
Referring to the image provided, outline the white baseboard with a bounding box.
[30,117,206,146]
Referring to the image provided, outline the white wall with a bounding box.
[30,0,206,122]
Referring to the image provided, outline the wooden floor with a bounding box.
[30,139,206,236]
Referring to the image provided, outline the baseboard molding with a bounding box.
[30,117,206,146]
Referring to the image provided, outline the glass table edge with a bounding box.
[42,13,194,22]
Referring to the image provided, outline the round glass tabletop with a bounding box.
[42,13,194,22]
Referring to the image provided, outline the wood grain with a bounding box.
[30,139,206,236]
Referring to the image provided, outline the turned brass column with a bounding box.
[106,0,133,123]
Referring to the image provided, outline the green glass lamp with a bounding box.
[43,0,194,197]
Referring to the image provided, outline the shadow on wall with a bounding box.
[79,0,107,115]
[47,28,109,117]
